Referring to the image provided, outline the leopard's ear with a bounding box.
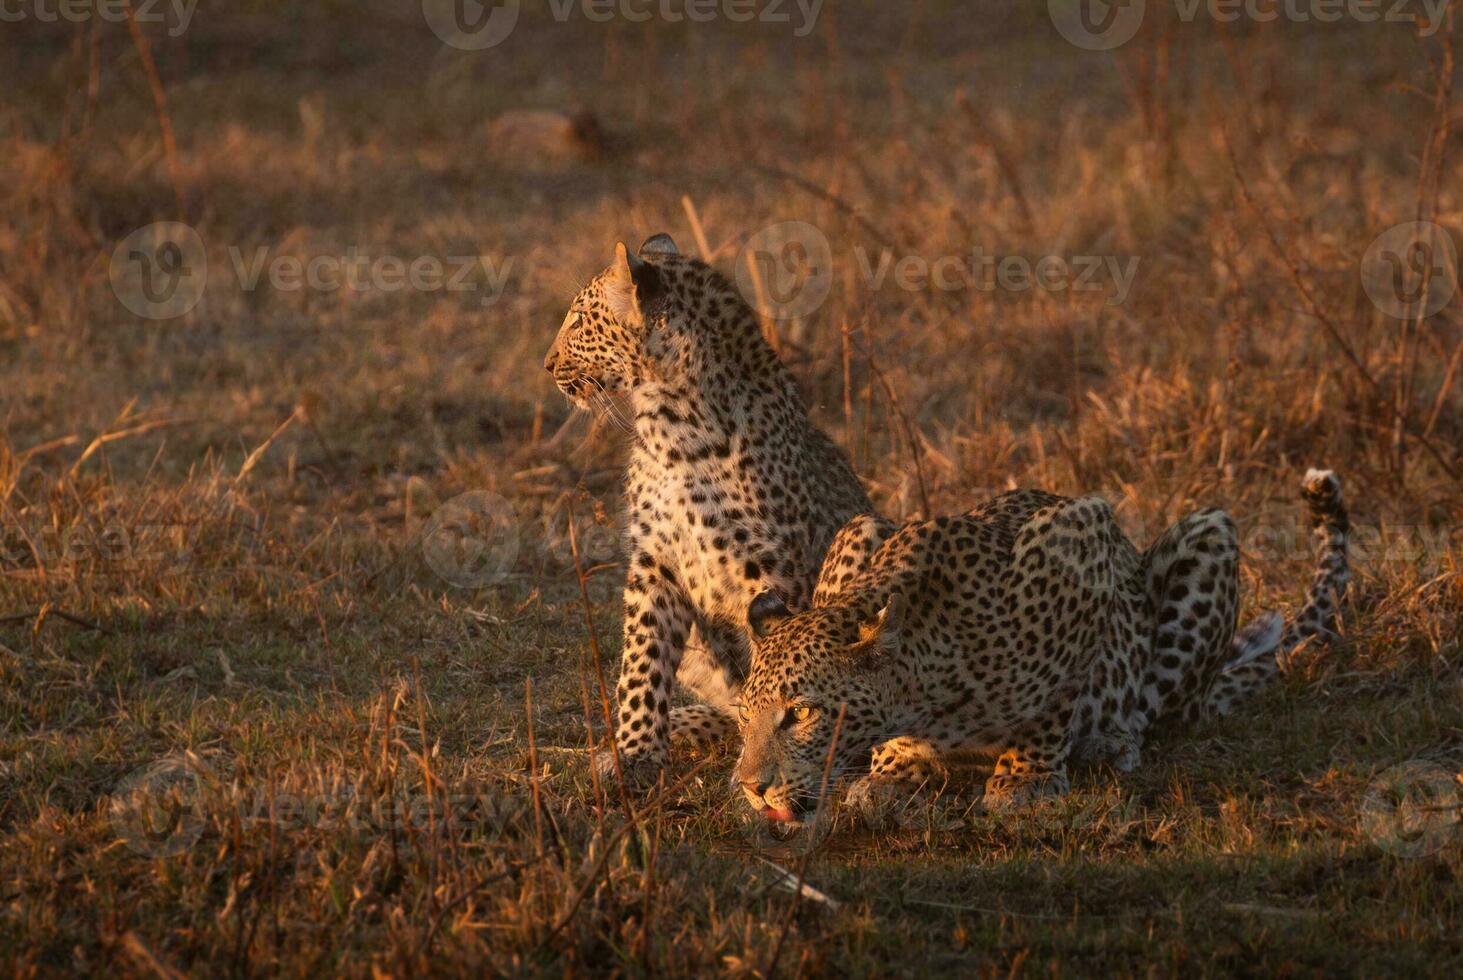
[605,241,664,324]
[747,590,792,639]
[856,593,905,658]
[638,233,678,257]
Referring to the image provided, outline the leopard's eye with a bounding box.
[792,705,814,723]
[736,704,750,725]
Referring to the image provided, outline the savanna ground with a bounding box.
[3,1,1463,975]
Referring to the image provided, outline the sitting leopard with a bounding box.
[733,470,1348,820]
[544,234,871,784]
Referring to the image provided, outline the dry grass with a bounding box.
[2,3,1462,975]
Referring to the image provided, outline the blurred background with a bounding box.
[4,4,1458,514]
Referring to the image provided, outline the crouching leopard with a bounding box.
[544,234,870,785]
[734,470,1349,821]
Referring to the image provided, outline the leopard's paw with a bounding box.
[1071,733,1142,773]
[592,746,668,792]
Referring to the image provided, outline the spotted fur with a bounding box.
[733,472,1349,819]
[545,235,870,784]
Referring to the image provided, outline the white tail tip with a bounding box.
[1303,468,1336,489]
[1227,611,1284,671]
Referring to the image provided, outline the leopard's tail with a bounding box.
[1224,468,1350,673]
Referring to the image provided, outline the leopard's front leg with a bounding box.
[982,496,1123,809]
[598,554,695,788]
[984,710,1076,810]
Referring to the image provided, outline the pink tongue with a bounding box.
[764,807,797,824]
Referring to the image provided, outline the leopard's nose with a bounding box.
[740,777,771,799]
[543,349,558,373]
